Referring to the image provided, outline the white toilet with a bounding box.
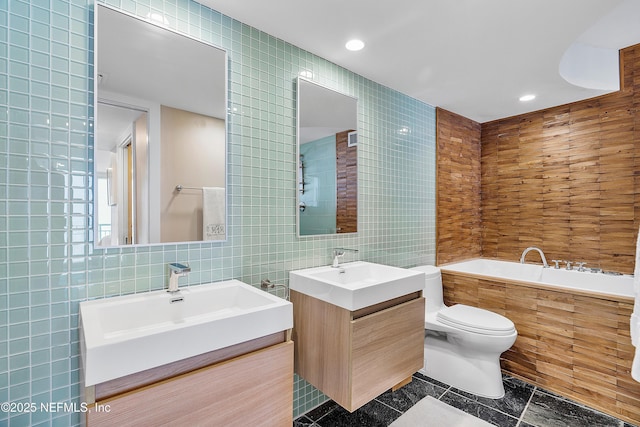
[412,265,517,399]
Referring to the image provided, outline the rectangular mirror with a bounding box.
[94,5,227,247]
[297,78,358,236]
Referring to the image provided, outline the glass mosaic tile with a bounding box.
[0,0,435,424]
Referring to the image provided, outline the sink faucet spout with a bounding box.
[520,247,549,268]
[332,248,359,268]
[168,262,191,293]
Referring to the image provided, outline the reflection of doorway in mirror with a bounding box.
[95,100,148,246]
[126,141,133,244]
[97,176,112,243]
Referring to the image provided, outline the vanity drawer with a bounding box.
[351,297,425,410]
[292,290,424,412]
[86,341,293,426]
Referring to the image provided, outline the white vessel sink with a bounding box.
[79,279,292,386]
[289,261,424,310]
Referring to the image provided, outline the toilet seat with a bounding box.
[436,304,515,336]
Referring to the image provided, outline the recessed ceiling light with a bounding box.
[345,39,365,51]
[519,94,536,102]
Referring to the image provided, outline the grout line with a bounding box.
[372,397,404,416]
[298,400,329,417]
[516,385,537,427]
[445,388,520,422]
[305,401,337,425]
[437,386,451,400]
[439,386,533,422]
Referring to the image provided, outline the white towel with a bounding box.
[202,187,225,241]
[633,316,640,382]
[632,227,640,382]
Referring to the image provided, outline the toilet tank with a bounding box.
[411,265,444,314]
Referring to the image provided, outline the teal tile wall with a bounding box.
[299,135,337,235]
[0,0,436,425]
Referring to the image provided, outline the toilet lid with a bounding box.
[437,304,515,336]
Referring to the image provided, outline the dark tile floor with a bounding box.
[294,373,638,427]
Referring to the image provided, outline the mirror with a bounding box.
[94,5,227,247]
[297,78,358,236]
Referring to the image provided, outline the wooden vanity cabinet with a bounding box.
[83,333,293,426]
[291,290,424,412]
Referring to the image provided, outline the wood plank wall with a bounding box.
[481,44,640,274]
[336,129,357,233]
[441,272,640,424]
[434,44,640,425]
[436,108,482,265]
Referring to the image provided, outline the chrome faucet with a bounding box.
[332,248,359,268]
[168,262,191,293]
[575,262,587,272]
[520,247,549,268]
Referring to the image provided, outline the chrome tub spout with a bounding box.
[520,247,549,268]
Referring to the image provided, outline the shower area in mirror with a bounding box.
[298,130,357,235]
[297,78,358,237]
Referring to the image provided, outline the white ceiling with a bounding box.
[199,0,640,123]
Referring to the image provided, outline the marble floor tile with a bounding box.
[375,376,448,412]
[304,401,341,423]
[413,371,452,390]
[522,390,623,427]
[450,375,535,418]
[294,375,635,427]
[312,399,402,427]
[439,391,519,427]
[294,415,319,426]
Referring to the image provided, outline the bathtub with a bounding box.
[439,258,634,300]
[437,257,639,424]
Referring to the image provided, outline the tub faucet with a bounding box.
[168,262,191,293]
[332,248,359,268]
[520,247,549,268]
[575,262,587,272]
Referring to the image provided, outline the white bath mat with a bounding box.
[389,396,493,427]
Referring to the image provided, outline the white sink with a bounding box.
[289,261,424,310]
[79,279,292,386]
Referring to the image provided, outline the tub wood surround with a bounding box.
[481,44,640,275]
[441,272,639,424]
[435,107,482,265]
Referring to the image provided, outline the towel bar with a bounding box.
[175,185,202,192]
